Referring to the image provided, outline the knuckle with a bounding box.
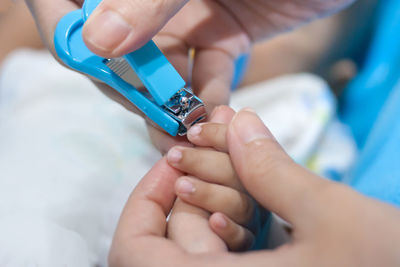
[203,124,219,139]
[201,124,225,149]
[237,194,253,225]
[147,0,167,18]
[211,123,226,138]
[194,180,213,201]
[201,184,231,212]
[181,148,198,166]
[230,227,253,251]
[218,155,236,181]
[214,127,228,150]
[108,0,167,24]
[244,138,292,183]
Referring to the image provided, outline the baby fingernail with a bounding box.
[177,179,195,194]
[232,109,273,144]
[84,10,131,53]
[167,147,182,163]
[214,214,227,228]
[188,124,202,137]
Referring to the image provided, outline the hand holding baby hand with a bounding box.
[108,107,400,267]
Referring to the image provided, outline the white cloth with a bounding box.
[0,50,160,266]
[230,74,357,178]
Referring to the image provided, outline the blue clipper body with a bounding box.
[54,0,206,136]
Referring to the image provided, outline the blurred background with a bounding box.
[2,0,400,266]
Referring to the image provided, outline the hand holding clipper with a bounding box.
[54,0,206,136]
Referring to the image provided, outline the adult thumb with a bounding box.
[82,0,188,58]
[227,109,327,223]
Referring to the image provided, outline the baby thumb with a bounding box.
[227,109,325,223]
[82,0,188,58]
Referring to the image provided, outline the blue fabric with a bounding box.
[232,53,250,90]
[339,0,400,206]
[347,82,400,206]
[340,0,400,148]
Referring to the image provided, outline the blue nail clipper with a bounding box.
[54,0,206,136]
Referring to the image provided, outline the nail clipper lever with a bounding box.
[54,0,206,136]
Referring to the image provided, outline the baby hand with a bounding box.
[167,107,269,251]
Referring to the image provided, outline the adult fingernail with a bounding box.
[176,179,195,194]
[242,107,256,113]
[232,109,273,144]
[167,147,182,163]
[84,10,131,53]
[188,124,202,138]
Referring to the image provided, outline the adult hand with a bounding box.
[25,0,354,152]
[109,108,400,267]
